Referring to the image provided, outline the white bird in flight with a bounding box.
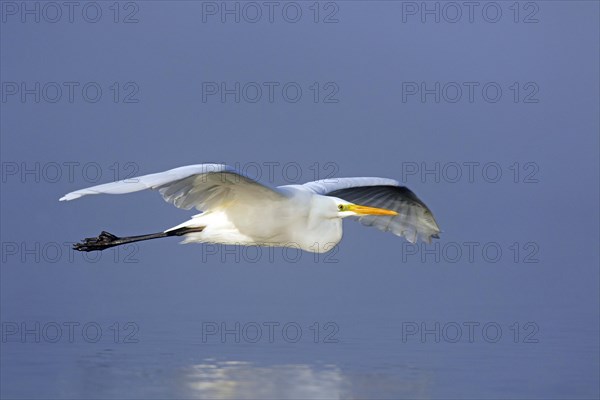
[60,164,440,253]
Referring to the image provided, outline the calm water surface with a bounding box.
[1,251,598,399]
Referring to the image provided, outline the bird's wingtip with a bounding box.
[59,193,80,202]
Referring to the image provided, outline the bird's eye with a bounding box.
[338,204,344,211]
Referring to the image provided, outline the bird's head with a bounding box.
[330,197,398,219]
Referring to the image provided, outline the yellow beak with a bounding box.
[348,204,398,216]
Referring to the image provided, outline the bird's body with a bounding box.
[168,189,343,252]
[60,164,440,253]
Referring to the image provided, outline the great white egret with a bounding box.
[60,164,440,253]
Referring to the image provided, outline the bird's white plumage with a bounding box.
[59,164,230,201]
[60,164,258,201]
[291,177,401,195]
[60,163,441,252]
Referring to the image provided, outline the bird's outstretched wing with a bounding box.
[59,164,285,211]
[298,177,441,243]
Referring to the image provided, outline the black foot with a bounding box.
[73,231,120,252]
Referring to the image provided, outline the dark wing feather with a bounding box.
[327,185,440,243]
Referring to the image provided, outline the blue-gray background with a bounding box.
[1,1,598,399]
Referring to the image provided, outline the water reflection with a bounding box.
[181,359,432,399]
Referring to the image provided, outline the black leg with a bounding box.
[73,227,203,252]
